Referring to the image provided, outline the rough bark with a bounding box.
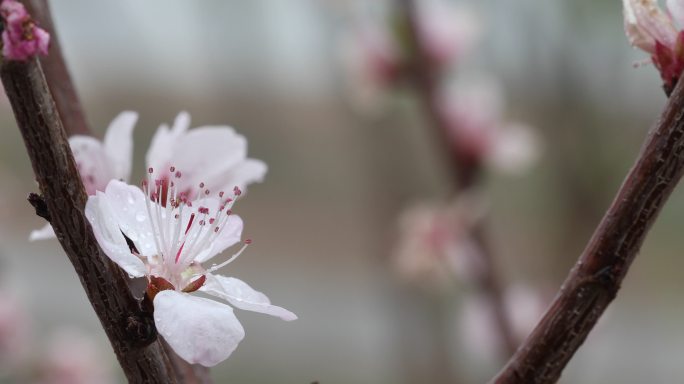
[2,58,178,384]
[489,75,684,383]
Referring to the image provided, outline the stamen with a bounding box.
[206,241,251,273]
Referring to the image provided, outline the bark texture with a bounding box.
[2,59,178,384]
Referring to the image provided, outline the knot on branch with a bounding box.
[27,192,50,221]
[124,311,157,348]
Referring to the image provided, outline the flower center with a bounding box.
[140,166,248,287]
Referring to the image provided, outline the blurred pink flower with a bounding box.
[85,179,295,367]
[415,0,480,69]
[0,0,49,61]
[623,0,684,88]
[341,1,479,111]
[458,285,546,361]
[36,329,114,384]
[439,79,541,175]
[393,194,487,286]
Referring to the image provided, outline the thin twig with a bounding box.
[2,58,178,384]
[396,0,518,358]
[489,75,684,383]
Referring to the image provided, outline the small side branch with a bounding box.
[2,58,178,383]
[25,0,90,136]
[489,76,684,383]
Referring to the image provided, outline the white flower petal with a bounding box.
[29,223,56,241]
[103,111,137,183]
[630,0,678,49]
[85,192,146,277]
[215,159,268,192]
[145,111,191,174]
[69,136,114,195]
[100,180,157,257]
[145,112,268,195]
[153,290,245,367]
[201,275,297,321]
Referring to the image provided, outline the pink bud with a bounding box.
[0,0,50,61]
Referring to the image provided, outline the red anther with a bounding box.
[198,207,209,214]
[225,198,233,204]
[170,166,176,172]
[209,218,215,224]
[219,191,225,198]
[175,171,182,178]
[199,220,206,226]
[148,167,154,174]
[233,186,242,196]
[205,189,210,195]
[214,227,220,233]
[226,209,233,215]
[219,205,225,211]
[155,179,162,187]
[142,180,148,187]
[199,182,205,188]
[174,214,179,219]
[244,239,253,244]
[187,201,193,207]
[185,214,195,234]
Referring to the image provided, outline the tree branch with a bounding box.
[489,75,684,383]
[17,2,214,381]
[2,58,179,383]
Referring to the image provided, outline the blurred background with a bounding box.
[0,0,682,383]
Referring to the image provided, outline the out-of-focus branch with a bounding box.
[2,58,179,384]
[489,76,684,383]
[395,0,518,358]
[25,0,90,136]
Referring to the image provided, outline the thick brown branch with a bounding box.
[2,59,178,383]
[489,75,684,383]
[396,0,518,358]
[19,2,214,381]
[24,0,90,136]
